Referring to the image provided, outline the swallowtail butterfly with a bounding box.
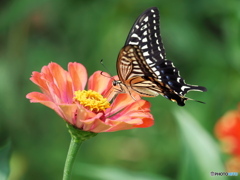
[114,7,207,106]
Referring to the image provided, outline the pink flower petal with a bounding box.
[77,113,111,132]
[26,92,50,102]
[26,92,60,113]
[58,104,78,124]
[30,71,50,94]
[105,93,136,117]
[68,62,87,91]
[88,71,112,95]
[105,121,137,132]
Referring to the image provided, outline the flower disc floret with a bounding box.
[73,90,110,112]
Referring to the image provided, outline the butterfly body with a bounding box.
[115,7,207,106]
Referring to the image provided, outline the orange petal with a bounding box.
[58,104,78,124]
[215,109,240,156]
[68,62,87,91]
[30,63,65,102]
[30,71,49,94]
[26,92,59,111]
[134,116,154,128]
[88,118,112,132]
[105,93,136,117]
[107,99,154,129]
[26,92,50,102]
[88,71,112,95]
[47,63,70,100]
[77,113,111,132]
[104,121,136,132]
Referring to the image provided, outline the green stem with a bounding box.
[62,123,98,180]
[63,137,83,180]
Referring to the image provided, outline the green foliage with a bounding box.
[73,163,170,180]
[174,110,227,180]
[0,139,11,180]
[0,0,239,179]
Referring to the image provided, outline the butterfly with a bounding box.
[114,7,207,106]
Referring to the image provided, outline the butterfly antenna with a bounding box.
[100,59,115,78]
[187,97,206,104]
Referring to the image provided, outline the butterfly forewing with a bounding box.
[125,7,166,64]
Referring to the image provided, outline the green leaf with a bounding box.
[0,139,12,180]
[174,109,228,180]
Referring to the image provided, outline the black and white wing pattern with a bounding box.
[116,7,207,106]
[125,7,166,62]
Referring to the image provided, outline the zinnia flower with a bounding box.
[215,105,240,156]
[26,62,154,133]
[214,105,240,172]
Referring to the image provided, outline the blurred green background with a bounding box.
[0,0,239,180]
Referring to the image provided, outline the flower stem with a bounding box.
[63,123,98,180]
[63,136,82,180]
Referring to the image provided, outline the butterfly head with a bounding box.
[112,80,129,94]
[112,80,121,86]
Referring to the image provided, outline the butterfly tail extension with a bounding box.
[173,84,207,106]
[180,84,207,96]
[187,85,207,92]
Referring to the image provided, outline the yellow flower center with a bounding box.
[73,90,110,112]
